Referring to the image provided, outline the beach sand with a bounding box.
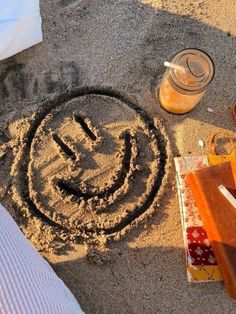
[0,0,236,312]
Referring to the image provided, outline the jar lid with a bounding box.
[169,49,215,94]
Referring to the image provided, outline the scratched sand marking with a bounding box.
[0,89,170,251]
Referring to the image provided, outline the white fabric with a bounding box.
[0,0,43,60]
[0,203,84,314]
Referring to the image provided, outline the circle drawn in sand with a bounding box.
[12,90,167,239]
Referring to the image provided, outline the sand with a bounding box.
[0,0,236,313]
[2,91,169,251]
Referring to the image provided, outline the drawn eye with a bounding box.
[74,115,97,141]
[52,133,76,161]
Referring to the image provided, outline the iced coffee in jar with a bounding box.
[159,49,215,114]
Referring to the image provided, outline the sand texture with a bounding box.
[0,0,236,313]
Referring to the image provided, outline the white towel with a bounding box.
[0,0,43,60]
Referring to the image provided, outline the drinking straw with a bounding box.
[164,61,187,73]
[218,184,236,208]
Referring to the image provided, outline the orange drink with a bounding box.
[159,49,215,114]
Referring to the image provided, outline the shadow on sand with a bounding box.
[1,0,236,313]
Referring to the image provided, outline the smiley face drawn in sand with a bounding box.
[11,91,167,238]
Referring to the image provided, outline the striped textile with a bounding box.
[0,203,84,314]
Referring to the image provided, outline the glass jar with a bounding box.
[159,48,215,114]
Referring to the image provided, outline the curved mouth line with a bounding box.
[56,131,132,200]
